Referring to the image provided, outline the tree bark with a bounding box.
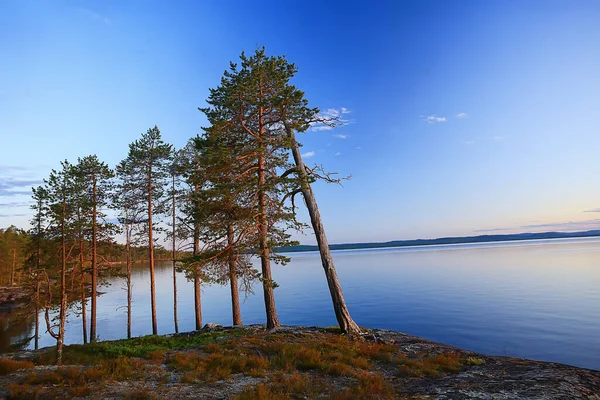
[10,247,16,286]
[258,153,279,329]
[57,195,67,365]
[126,221,132,339]
[79,238,88,344]
[227,222,242,326]
[34,278,40,350]
[172,174,178,333]
[148,167,158,335]
[193,183,202,330]
[90,176,98,343]
[284,123,360,335]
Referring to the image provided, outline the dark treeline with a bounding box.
[1,48,360,364]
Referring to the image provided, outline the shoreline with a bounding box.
[1,324,598,399]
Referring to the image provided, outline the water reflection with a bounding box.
[9,237,600,370]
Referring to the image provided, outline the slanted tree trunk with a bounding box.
[148,167,158,335]
[172,175,179,333]
[227,222,242,326]
[90,176,98,343]
[79,238,88,344]
[284,123,360,335]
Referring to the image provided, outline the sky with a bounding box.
[1,0,600,244]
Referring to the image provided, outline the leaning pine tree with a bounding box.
[207,48,360,334]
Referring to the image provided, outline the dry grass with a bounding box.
[1,328,474,399]
[0,358,35,375]
[396,352,462,377]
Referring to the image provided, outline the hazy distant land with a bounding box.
[281,230,600,253]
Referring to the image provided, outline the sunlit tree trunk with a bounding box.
[285,124,360,335]
[172,174,178,333]
[148,164,158,335]
[90,176,98,343]
[227,222,242,326]
[79,237,88,344]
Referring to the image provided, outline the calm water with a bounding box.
[16,237,600,370]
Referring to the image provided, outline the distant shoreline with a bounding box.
[280,229,600,253]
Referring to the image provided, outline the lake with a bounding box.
[9,237,600,370]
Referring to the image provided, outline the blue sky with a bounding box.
[1,0,600,244]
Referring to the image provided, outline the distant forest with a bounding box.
[280,230,600,253]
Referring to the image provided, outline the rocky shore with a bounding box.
[0,325,598,399]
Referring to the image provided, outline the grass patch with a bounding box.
[235,372,331,399]
[0,358,35,375]
[34,330,242,365]
[462,356,486,366]
[396,352,462,377]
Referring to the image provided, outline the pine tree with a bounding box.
[201,49,304,329]
[74,155,115,342]
[119,126,172,335]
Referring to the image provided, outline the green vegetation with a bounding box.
[2,46,358,363]
[0,328,482,399]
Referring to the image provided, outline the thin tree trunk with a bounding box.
[193,184,202,330]
[172,174,178,333]
[10,248,16,286]
[90,176,98,343]
[148,169,158,335]
[57,197,67,365]
[194,268,202,330]
[227,222,242,326]
[126,222,132,339]
[34,278,40,350]
[284,123,360,335]
[79,238,88,344]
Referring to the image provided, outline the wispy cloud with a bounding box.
[355,146,362,150]
[423,114,447,124]
[79,8,111,24]
[472,227,515,233]
[333,134,348,139]
[0,201,31,208]
[311,125,334,131]
[456,112,468,118]
[311,107,354,132]
[584,208,600,213]
[520,219,600,231]
[0,178,43,197]
[334,152,341,156]
[493,136,506,141]
[0,213,28,218]
[464,140,475,145]
[302,151,315,158]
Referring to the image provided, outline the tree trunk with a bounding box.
[57,196,67,365]
[172,174,178,333]
[90,176,98,343]
[126,222,132,339]
[34,278,40,350]
[193,184,202,331]
[148,170,158,335]
[79,238,88,344]
[227,222,242,326]
[258,154,279,329]
[284,123,360,335]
